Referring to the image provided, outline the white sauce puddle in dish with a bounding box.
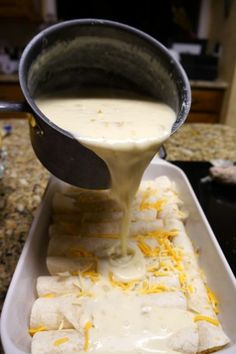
[36,91,175,257]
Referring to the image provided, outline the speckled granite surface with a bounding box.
[165,123,236,161]
[0,119,236,352]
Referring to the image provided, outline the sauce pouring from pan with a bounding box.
[36,89,176,256]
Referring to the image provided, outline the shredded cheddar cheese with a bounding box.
[178,272,186,287]
[53,337,69,346]
[28,326,47,336]
[174,263,184,271]
[82,270,100,283]
[140,199,166,212]
[58,320,64,330]
[137,238,159,257]
[178,272,189,294]
[158,262,176,273]
[67,247,94,258]
[109,272,138,290]
[84,321,93,351]
[146,229,178,240]
[78,290,93,297]
[70,257,98,276]
[147,262,160,272]
[152,270,171,277]
[194,315,219,326]
[40,293,56,298]
[206,285,219,314]
[187,284,194,294]
[139,280,170,294]
[162,239,183,262]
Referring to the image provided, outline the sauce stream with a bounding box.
[36,91,175,256]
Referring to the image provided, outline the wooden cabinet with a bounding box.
[187,84,226,123]
[0,81,28,118]
[0,0,41,22]
[0,82,24,101]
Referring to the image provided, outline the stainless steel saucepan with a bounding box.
[0,19,191,188]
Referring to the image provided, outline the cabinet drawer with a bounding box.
[0,83,28,118]
[0,83,24,101]
[191,89,224,113]
[187,112,219,123]
[0,0,41,21]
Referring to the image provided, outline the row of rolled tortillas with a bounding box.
[30,176,229,353]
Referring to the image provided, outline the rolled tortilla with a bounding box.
[31,329,83,354]
[58,185,111,201]
[188,276,229,353]
[78,218,163,237]
[139,177,182,204]
[129,219,163,236]
[82,208,157,223]
[159,202,188,221]
[47,235,118,258]
[140,176,175,193]
[53,191,118,213]
[149,274,181,289]
[71,196,118,213]
[49,223,81,238]
[31,329,183,354]
[165,218,230,352]
[52,196,157,223]
[59,178,180,211]
[52,193,80,214]
[141,291,187,310]
[30,296,74,330]
[37,276,83,297]
[40,176,229,354]
[31,289,187,334]
[52,214,83,224]
[86,305,198,354]
[50,218,163,239]
[37,272,182,299]
[46,256,96,276]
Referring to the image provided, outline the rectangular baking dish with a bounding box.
[1,159,236,354]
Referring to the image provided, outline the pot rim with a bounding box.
[19,18,191,138]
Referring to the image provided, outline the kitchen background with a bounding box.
[0,0,236,126]
[0,2,236,352]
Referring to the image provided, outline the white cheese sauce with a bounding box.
[69,284,196,353]
[36,91,175,259]
[35,91,197,354]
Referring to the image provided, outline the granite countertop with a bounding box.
[0,119,236,351]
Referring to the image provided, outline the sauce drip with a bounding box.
[36,91,175,256]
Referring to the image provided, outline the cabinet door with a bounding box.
[188,88,225,123]
[191,89,223,113]
[0,83,29,119]
[0,0,41,21]
[0,83,24,101]
[187,112,218,123]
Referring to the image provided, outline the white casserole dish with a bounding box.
[1,159,236,354]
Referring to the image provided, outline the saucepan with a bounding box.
[0,19,191,189]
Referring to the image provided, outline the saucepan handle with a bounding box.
[0,100,45,136]
[0,101,30,113]
[159,145,167,159]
